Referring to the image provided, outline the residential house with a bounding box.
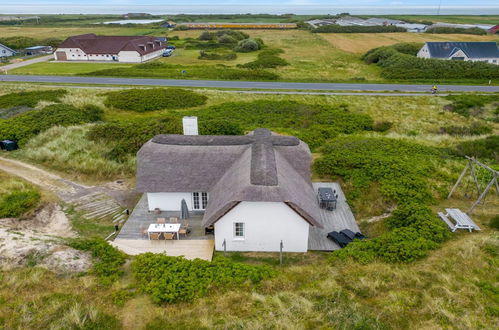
[488,25,499,34]
[54,34,165,63]
[161,21,177,28]
[0,43,16,58]
[417,42,499,65]
[136,117,323,252]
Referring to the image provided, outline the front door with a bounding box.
[56,51,67,61]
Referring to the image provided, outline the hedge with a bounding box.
[132,253,274,303]
[0,90,67,109]
[312,25,406,33]
[191,100,373,150]
[69,238,127,285]
[87,117,182,161]
[363,44,499,79]
[425,27,487,35]
[0,190,41,218]
[104,88,208,112]
[0,104,103,145]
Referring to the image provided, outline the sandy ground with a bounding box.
[0,203,92,273]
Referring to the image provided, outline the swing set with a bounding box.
[447,156,499,215]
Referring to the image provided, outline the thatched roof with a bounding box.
[136,128,321,227]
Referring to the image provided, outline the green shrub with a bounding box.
[444,94,497,117]
[84,63,279,81]
[198,50,237,60]
[313,25,406,33]
[104,88,207,112]
[314,137,442,204]
[69,238,126,285]
[191,100,373,150]
[0,190,41,218]
[490,215,499,230]
[132,253,274,303]
[0,90,67,109]
[373,121,393,132]
[363,45,499,79]
[199,120,244,135]
[234,38,261,52]
[238,53,289,69]
[391,42,423,56]
[87,117,182,161]
[0,103,103,145]
[455,135,499,162]
[438,123,492,136]
[426,27,487,35]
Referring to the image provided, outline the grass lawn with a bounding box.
[12,61,134,75]
[0,26,166,39]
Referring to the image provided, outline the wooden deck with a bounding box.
[111,239,214,261]
[308,182,359,251]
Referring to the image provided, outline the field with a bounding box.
[383,15,499,25]
[7,26,499,84]
[0,82,498,328]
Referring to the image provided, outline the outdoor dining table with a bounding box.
[147,223,181,240]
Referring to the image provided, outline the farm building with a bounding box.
[122,13,152,18]
[489,25,499,34]
[161,21,177,28]
[417,42,499,65]
[54,34,165,63]
[176,22,297,29]
[25,46,53,56]
[0,43,16,58]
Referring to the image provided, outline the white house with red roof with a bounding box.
[54,34,165,63]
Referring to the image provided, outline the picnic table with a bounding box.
[438,208,481,232]
[318,187,337,211]
[148,223,181,240]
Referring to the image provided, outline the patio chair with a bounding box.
[149,232,161,240]
[157,217,166,224]
[139,224,148,238]
[163,232,175,240]
[169,217,178,223]
[178,228,188,237]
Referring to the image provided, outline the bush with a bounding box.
[0,103,103,145]
[234,38,261,52]
[198,50,237,61]
[313,25,406,33]
[455,135,499,162]
[0,190,41,218]
[87,117,182,161]
[238,53,289,69]
[0,90,67,109]
[192,100,373,150]
[363,45,499,80]
[314,137,442,204]
[426,27,487,35]
[445,94,498,117]
[104,88,207,112]
[373,121,393,132]
[438,122,492,136]
[490,215,499,230]
[69,238,126,285]
[199,120,244,135]
[132,253,274,303]
[391,42,423,56]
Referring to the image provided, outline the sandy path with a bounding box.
[0,54,52,73]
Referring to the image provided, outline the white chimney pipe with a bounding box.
[182,116,198,135]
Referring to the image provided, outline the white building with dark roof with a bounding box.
[0,43,16,58]
[417,42,499,65]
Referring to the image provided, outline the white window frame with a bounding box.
[233,222,245,240]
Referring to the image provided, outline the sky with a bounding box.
[1,0,499,15]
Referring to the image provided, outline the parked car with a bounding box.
[327,231,352,248]
[340,229,366,240]
[166,45,176,50]
[162,49,173,57]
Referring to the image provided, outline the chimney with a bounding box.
[182,116,198,135]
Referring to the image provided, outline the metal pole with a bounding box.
[223,239,226,257]
[279,240,283,266]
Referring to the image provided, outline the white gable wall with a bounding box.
[147,192,194,211]
[0,44,16,57]
[214,201,310,252]
[417,44,430,58]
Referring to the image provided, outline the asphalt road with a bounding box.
[1,74,499,92]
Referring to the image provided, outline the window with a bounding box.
[234,222,245,239]
[193,192,200,210]
[2,50,5,54]
[192,192,208,210]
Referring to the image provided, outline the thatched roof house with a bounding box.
[136,127,322,252]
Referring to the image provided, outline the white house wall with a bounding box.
[214,201,310,252]
[0,45,16,57]
[147,192,194,211]
[55,47,164,63]
[417,44,430,58]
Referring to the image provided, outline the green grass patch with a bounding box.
[104,88,207,112]
[455,135,499,162]
[132,253,274,304]
[0,190,40,218]
[0,103,103,145]
[0,90,67,109]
